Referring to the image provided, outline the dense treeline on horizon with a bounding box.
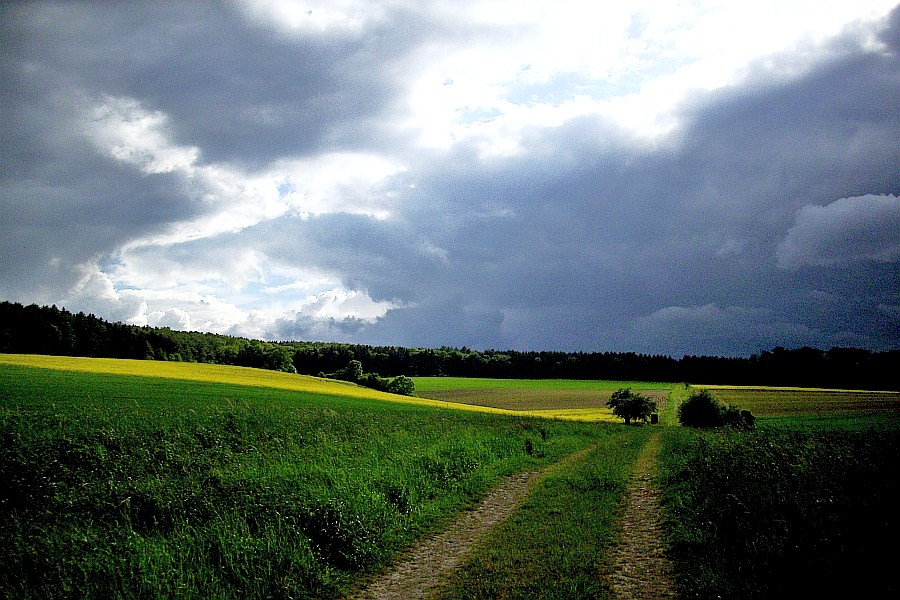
[1,301,898,390]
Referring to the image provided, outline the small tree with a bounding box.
[607,388,657,425]
[331,360,364,383]
[387,375,416,396]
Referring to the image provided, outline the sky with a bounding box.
[1,1,898,358]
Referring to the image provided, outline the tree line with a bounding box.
[1,301,897,390]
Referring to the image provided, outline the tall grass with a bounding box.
[658,416,899,598]
[0,363,602,599]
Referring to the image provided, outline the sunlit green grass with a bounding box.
[0,362,604,599]
[0,355,631,422]
[9,355,895,598]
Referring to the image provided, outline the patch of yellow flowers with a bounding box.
[0,354,618,422]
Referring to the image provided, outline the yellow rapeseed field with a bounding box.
[0,354,619,421]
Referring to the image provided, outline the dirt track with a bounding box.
[352,434,676,599]
[602,431,677,598]
[350,446,595,600]
[350,471,541,599]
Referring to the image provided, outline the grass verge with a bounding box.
[658,415,899,598]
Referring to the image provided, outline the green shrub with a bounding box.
[386,375,416,396]
[678,389,754,429]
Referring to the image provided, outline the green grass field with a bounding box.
[3,354,898,598]
[658,412,898,598]
[0,358,609,599]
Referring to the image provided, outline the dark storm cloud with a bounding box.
[1,1,898,356]
[2,1,415,166]
[341,12,900,354]
[0,0,414,300]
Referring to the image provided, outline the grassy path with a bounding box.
[601,431,676,598]
[350,445,596,600]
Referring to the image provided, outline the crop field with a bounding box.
[413,377,674,422]
[413,377,674,392]
[695,384,900,418]
[0,357,609,599]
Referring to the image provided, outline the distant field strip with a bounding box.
[0,355,620,421]
[414,378,671,422]
[414,377,674,392]
[696,385,900,417]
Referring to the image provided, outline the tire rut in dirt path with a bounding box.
[602,431,676,599]
[350,445,596,600]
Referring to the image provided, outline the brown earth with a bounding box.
[420,388,670,412]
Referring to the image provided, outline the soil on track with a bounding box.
[350,446,594,600]
[352,434,676,600]
[601,431,677,599]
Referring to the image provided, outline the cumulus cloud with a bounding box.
[776,194,900,270]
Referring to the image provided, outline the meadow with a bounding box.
[3,354,898,598]
[0,357,608,599]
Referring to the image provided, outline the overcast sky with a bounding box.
[2,1,898,357]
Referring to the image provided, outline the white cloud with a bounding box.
[61,243,395,339]
[776,194,900,270]
[300,289,394,321]
[60,262,148,324]
[396,0,898,152]
[148,307,193,330]
[88,96,199,174]
[4,0,898,355]
[76,93,410,336]
[85,96,406,250]
[236,0,402,34]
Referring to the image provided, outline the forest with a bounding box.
[1,301,897,390]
